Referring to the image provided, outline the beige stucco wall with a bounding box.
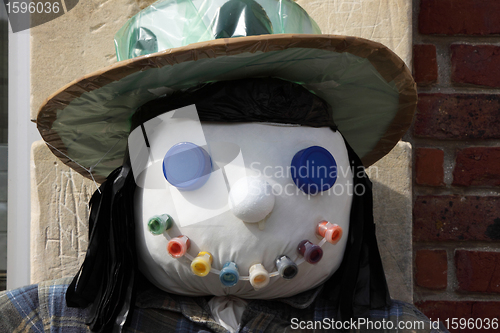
[299,0,411,65]
[371,142,413,303]
[30,0,158,284]
[30,0,413,302]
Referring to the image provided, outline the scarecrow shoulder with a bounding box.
[0,282,44,332]
[0,278,90,332]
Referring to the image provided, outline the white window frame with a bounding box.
[7,14,40,289]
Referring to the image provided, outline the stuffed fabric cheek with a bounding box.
[134,128,353,299]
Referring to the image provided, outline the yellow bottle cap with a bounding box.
[191,251,213,277]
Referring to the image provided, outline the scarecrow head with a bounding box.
[36,0,417,331]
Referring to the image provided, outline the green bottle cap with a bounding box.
[147,214,173,235]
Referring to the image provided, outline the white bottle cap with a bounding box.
[249,263,270,290]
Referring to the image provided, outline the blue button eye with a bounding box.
[163,142,212,191]
[291,146,337,194]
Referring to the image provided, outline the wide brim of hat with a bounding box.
[37,34,417,184]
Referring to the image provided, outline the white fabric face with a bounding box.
[133,111,353,299]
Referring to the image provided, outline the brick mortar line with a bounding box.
[413,290,500,303]
[414,278,500,299]
[417,86,500,93]
[414,36,500,44]
[435,42,452,86]
[447,247,459,293]
[413,186,500,196]
[413,244,500,251]
[413,139,500,147]
[442,147,456,186]
[411,0,420,45]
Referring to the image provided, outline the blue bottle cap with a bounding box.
[291,146,337,194]
[219,262,239,287]
[163,142,212,191]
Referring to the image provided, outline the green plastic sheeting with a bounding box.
[115,0,321,61]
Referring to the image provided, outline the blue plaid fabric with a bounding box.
[0,277,448,332]
[0,280,89,332]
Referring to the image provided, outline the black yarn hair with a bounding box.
[66,153,137,333]
[131,77,337,132]
[66,78,390,332]
[325,138,391,322]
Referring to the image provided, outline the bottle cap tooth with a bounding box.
[249,263,270,290]
[325,224,343,244]
[316,220,330,238]
[275,255,298,279]
[167,235,190,258]
[220,262,239,287]
[148,214,174,235]
[191,252,213,276]
[297,240,323,264]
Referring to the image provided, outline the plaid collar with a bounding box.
[134,274,323,324]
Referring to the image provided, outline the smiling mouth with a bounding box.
[148,214,343,289]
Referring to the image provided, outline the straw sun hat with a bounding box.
[36,0,417,183]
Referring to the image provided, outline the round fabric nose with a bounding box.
[291,146,337,195]
[228,176,275,223]
[163,142,212,191]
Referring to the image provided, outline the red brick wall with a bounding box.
[413,1,500,331]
